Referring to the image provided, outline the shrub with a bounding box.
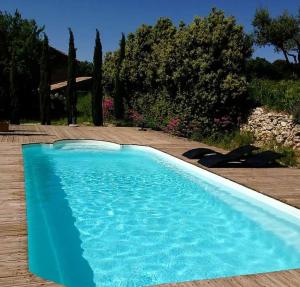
[193,130,255,150]
[128,109,144,127]
[262,140,299,167]
[77,92,92,122]
[103,98,114,121]
[77,93,116,124]
[104,9,252,138]
[249,79,300,112]
[165,117,180,134]
[275,146,298,167]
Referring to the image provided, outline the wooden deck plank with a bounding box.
[0,124,300,287]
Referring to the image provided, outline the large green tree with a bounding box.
[104,8,252,136]
[114,33,126,120]
[253,8,300,64]
[66,28,77,125]
[0,14,8,120]
[103,51,118,95]
[92,29,103,126]
[9,50,20,124]
[0,10,43,121]
[77,60,93,76]
[39,34,51,125]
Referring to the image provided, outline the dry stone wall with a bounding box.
[241,107,300,149]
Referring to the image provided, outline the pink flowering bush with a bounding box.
[165,117,180,134]
[128,109,144,126]
[103,98,114,120]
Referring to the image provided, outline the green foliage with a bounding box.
[192,130,255,150]
[253,8,300,64]
[104,9,252,137]
[39,34,51,125]
[111,119,135,127]
[77,91,92,122]
[66,28,77,124]
[197,130,299,167]
[9,50,20,124]
[246,57,300,80]
[50,118,66,125]
[77,61,93,76]
[114,33,126,120]
[248,79,300,112]
[92,29,103,126]
[103,52,118,95]
[0,10,44,120]
[262,140,299,167]
[275,146,298,167]
[0,15,8,120]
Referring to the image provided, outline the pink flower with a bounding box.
[103,98,114,118]
[128,110,144,124]
[165,117,180,133]
[103,98,113,110]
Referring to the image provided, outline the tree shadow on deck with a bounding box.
[0,130,50,136]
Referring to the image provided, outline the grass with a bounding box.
[51,92,135,127]
[110,119,135,127]
[51,92,93,125]
[249,79,300,113]
[77,91,92,122]
[51,117,93,126]
[51,117,134,127]
[275,146,299,167]
[20,119,40,124]
[194,130,255,150]
[194,130,299,167]
[261,140,300,167]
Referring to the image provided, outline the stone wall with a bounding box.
[241,107,300,149]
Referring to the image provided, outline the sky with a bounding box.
[1,0,299,62]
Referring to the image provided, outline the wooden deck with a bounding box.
[0,124,300,287]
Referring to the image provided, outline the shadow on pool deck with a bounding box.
[183,146,285,168]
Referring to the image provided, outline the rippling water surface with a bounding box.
[23,143,300,287]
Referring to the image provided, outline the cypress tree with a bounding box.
[114,33,126,120]
[66,28,77,125]
[39,34,51,125]
[92,29,103,126]
[0,21,9,120]
[9,50,20,124]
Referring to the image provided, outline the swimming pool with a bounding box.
[22,140,300,287]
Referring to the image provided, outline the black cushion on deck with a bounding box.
[242,151,283,168]
[182,148,219,159]
[198,145,259,168]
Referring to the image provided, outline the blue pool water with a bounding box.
[23,141,300,287]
